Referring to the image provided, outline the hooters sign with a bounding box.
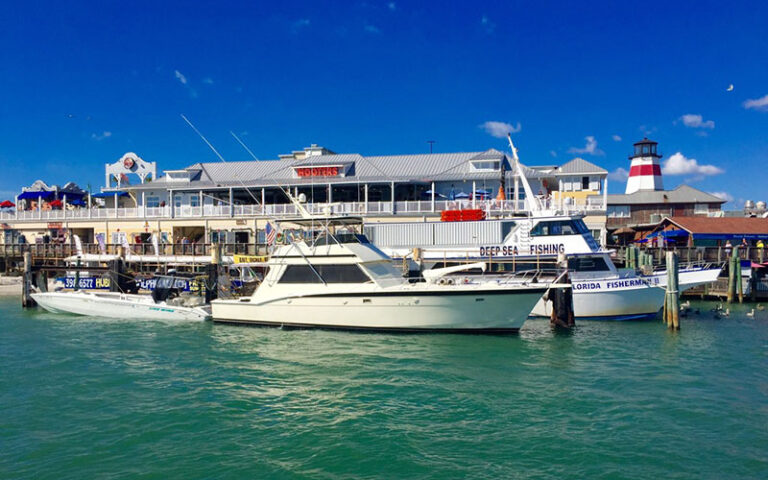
[295,166,340,177]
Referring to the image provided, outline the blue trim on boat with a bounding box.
[576,312,659,321]
[529,312,660,321]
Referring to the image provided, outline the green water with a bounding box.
[0,297,766,479]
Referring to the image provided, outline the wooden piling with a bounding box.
[727,248,737,304]
[205,242,221,304]
[737,256,744,303]
[21,251,36,308]
[664,251,680,329]
[74,256,81,291]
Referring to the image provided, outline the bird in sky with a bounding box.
[726,84,734,91]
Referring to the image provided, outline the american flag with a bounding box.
[265,222,276,245]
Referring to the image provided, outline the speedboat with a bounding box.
[211,216,561,333]
[31,275,211,321]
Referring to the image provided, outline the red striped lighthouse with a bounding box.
[625,137,663,194]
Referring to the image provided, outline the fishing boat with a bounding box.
[31,274,211,321]
[211,216,560,333]
[368,136,722,320]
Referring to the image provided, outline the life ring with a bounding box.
[276,233,284,244]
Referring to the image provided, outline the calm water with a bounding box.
[0,297,766,480]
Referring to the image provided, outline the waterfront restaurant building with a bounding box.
[0,144,609,249]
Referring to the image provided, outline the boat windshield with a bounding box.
[568,255,611,272]
[530,219,589,236]
[313,232,370,247]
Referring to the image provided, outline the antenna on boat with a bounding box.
[506,134,542,214]
[230,131,259,161]
[181,114,228,164]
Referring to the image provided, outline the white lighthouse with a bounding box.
[625,138,663,194]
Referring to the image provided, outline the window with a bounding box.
[278,264,371,284]
[500,221,517,240]
[607,205,630,218]
[470,160,500,171]
[529,220,585,236]
[146,196,160,208]
[568,256,610,272]
[190,195,200,207]
[694,204,708,214]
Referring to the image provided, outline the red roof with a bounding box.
[665,217,768,234]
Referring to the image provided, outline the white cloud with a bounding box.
[174,70,188,85]
[743,94,768,111]
[662,152,723,176]
[612,134,622,142]
[364,24,380,34]
[549,150,557,158]
[480,15,495,34]
[388,2,396,10]
[202,77,214,85]
[608,167,629,181]
[568,136,604,156]
[291,18,310,33]
[91,131,112,141]
[679,113,715,129]
[710,191,734,203]
[480,121,521,138]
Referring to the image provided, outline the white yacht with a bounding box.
[31,275,211,321]
[211,217,558,333]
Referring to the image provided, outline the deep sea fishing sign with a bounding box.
[478,243,566,257]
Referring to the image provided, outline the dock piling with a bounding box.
[727,248,738,304]
[737,254,744,304]
[664,251,680,329]
[21,251,36,308]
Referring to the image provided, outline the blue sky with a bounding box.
[1,1,766,207]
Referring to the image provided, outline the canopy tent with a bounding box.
[69,198,87,206]
[92,191,130,198]
[18,191,55,200]
[16,191,86,201]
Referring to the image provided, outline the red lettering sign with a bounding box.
[295,166,339,177]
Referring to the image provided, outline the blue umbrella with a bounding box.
[423,190,447,198]
[454,192,470,199]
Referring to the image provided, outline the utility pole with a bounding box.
[427,140,435,154]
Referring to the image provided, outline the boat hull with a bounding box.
[643,266,722,291]
[530,280,666,321]
[212,288,547,332]
[31,291,210,321]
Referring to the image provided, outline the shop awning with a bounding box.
[92,191,130,198]
[646,229,689,239]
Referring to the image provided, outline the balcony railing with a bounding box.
[0,198,605,223]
